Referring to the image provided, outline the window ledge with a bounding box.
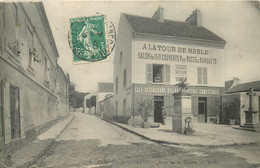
[152,83,165,85]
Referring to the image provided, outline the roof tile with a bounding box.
[123,13,226,43]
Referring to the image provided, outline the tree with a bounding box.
[135,100,154,122]
[90,95,96,114]
[69,83,89,108]
[86,99,92,113]
[222,96,240,124]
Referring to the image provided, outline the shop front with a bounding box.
[133,84,223,124]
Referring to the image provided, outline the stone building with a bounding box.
[113,7,226,124]
[222,78,260,126]
[96,82,113,116]
[0,2,70,162]
[103,94,115,120]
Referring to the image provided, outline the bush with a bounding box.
[221,96,240,125]
[135,100,154,122]
[128,115,143,127]
[112,115,131,124]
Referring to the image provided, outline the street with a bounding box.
[30,112,260,168]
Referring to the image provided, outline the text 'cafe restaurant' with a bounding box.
[113,7,226,124]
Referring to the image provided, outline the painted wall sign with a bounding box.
[134,84,220,95]
[137,43,217,64]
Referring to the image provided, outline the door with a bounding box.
[154,96,164,123]
[10,85,20,139]
[198,97,207,123]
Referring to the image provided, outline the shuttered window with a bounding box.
[198,67,207,85]
[147,64,171,84]
[165,65,170,84]
[146,64,152,83]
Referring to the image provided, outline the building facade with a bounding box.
[0,2,70,162]
[96,82,113,116]
[222,78,260,125]
[113,7,226,124]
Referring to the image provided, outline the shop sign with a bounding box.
[134,85,220,95]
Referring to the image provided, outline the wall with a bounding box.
[57,67,70,117]
[132,37,225,87]
[103,96,115,120]
[0,3,69,157]
[96,92,112,115]
[113,14,133,117]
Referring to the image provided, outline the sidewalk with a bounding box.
[101,117,260,147]
[10,114,73,168]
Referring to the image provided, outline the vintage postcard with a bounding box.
[0,1,260,168]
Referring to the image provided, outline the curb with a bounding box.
[99,117,257,148]
[16,114,74,168]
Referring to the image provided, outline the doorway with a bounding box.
[10,85,20,139]
[154,96,164,123]
[198,97,207,123]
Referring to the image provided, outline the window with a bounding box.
[120,51,122,64]
[123,69,127,88]
[146,64,170,84]
[153,64,163,83]
[27,26,33,66]
[44,57,49,83]
[10,85,20,139]
[116,77,118,93]
[123,99,126,115]
[5,3,19,54]
[198,67,207,85]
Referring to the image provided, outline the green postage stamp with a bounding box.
[69,15,116,62]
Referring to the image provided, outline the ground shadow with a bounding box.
[158,129,173,133]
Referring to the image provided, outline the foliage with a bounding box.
[90,95,96,107]
[86,99,92,108]
[69,83,89,108]
[222,96,240,124]
[135,100,154,122]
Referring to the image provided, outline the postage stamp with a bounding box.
[69,15,116,62]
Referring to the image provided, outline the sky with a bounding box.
[43,1,260,93]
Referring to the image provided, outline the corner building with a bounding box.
[113,7,226,124]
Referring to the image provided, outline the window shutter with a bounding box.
[203,67,207,84]
[165,65,170,84]
[146,64,152,83]
[198,67,202,84]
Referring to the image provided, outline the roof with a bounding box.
[123,13,226,43]
[98,82,113,92]
[226,81,260,93]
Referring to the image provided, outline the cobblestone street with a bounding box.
[30,112,260,168]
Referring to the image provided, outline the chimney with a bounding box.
[152,6,164,22]
[225,77,240,91]
[186,9,202,27]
